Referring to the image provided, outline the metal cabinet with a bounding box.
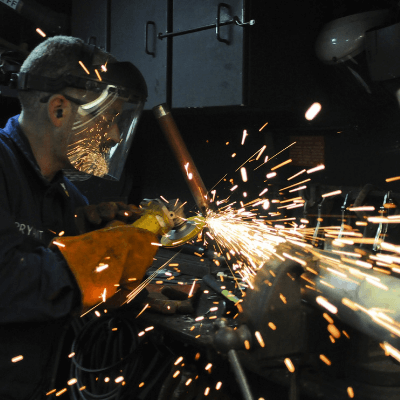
[71,0,108,50]
[110,1,168,110]
[171,0,245,108]
[71,0,248,110]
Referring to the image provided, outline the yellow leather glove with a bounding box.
[75,202,144,234]
[52,225,158,309]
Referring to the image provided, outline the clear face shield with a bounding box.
[66,85,144,181]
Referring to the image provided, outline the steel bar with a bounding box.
[227,349,255,400]
[153,104,210,215]
[301,252,400,350]
[158,20,234,40]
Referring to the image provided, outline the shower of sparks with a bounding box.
[254,142,296,171]
[385,176,400,183]
[188,280,197,298]
[255,331,265,347]
[271,159,292,171]
[156,119,400,395]
[322,190,342,198]
[280,178,311,192]
[95,263,109,273]
[256,145,267,160]
[305,102,322,120]
[101,62,108,72]
[284,358,295,372]
[288,169,306,180]
[307,164,325,174]
[348,206,375,212]
[347,387,355,398]
[240,167,248,182]
[319,354,332,366]
[78,61,90,75]
[36,28,46,37]
[95,69,102,81]
[241,130,248,145]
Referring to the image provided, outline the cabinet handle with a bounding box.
[216,3,231,44]
[145,21,156,56]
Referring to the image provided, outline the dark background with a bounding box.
[2,0,400,213]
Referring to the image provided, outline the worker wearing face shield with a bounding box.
[0,36,159,399]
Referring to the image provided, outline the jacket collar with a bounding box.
[5,115,65,186]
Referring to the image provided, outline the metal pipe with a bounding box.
[301,259,400,350]
[227,349,255,400]
[153,103,210,215]
[158,20,234,40]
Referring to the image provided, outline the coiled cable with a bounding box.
[69,312,151,400]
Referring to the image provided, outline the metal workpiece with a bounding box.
[300,255,400,350]
[238,258,306,359]
[153,104,210,216]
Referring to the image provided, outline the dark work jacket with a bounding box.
[0,115,88,399]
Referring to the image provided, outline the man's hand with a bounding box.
[75,202,144,233]
[51,225,158,309]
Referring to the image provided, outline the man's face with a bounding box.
[66,98,125,177]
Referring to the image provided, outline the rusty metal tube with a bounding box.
[153,103,209,215]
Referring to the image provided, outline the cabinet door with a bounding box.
[172,0,244,108]
[110,0,168,110]
[71,0,108,49]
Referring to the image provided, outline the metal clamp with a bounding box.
[145,21,156,56]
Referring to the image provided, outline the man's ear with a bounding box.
[47,94,72,128]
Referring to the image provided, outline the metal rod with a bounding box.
[227,349,255,400]
[158,20,234,39]
[153,104,210,215]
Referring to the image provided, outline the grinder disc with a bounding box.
[161,216,206,247]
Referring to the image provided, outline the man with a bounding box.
[0,36,158,399]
